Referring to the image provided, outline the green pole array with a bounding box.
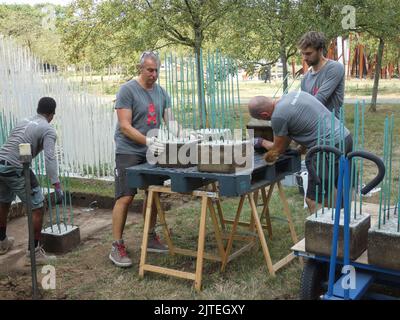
[161,50,244,141]
[235,62,243,140]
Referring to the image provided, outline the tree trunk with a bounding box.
[280,46,288,94]
[370,38,384,112]
[194,29,207,128]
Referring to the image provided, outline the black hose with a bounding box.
[347,151,385,195]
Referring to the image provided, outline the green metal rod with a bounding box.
[351,102,359,219]
[180,55,186,133]
[359,101,365,216]
[315,116,321,217]
[321,117,326,215]
[395,134,400,232]
[210,52,216,128]
[328,111,334,210]
[61,170,68,228]
[67,171,73,226]
[190,54,196,129]
[200,49,207,129]
[387,115,394,220]
[379,116,389,228]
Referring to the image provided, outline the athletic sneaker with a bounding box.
[0,236,14,255]
[25,246,56,266]
[109,239,132,267]
[147,232,168,253]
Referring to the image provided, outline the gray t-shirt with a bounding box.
[271,91,350,149]
[0,114,59,184]
[301,60,345,118]
[114,79,170,155]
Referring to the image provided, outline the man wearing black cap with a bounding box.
[0,97,63,264]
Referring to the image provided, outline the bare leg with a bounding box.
[306,188,338,215]
[305,197,316,214]
[0,203,11,239]
[143,191,158,234]
[32,207,44,243]
[112,195,134,241]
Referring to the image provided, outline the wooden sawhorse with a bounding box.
[139,181,299,291]
[140,185,226,291]
[220,181,299,276]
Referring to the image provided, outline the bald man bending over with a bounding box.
[248,91,352,212]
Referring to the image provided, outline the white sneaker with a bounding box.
[0,236,14,255]
[25,246,56,266]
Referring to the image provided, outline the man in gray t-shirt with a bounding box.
[114,77,170,156]
[110,51,174,268]
[298,31,345,118]
[0,97,62,262]
[248,91,352,213]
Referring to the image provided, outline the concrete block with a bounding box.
[41,225,80,254]
[157,141,198,168]
[305,209,370,260]
[197,141,252,173]
[368,219,400,271]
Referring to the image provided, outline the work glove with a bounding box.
[253,137,264,149]
[188,130,203,141]
[146,137,165,155]
[53,182,64,205]
[264,149,280,165]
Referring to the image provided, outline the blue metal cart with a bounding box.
[292,146,400,300]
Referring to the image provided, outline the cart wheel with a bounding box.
[300,259,327,300]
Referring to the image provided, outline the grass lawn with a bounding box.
[22,186,308,300]
[2,99,399,300]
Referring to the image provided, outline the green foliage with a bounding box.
[59,0,242,72]
[0,4,67,65]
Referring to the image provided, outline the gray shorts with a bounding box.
[114,154,146,200]
[0,165,44,209]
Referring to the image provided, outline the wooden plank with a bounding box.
[153,192,175,255]
[223,219,269,229]
[142,264,196,280]
[273,252,296,272]
[195,196,208,291]
[192,190,219,198]
[207,198,226,260]
[227,242,255,263]
[355,250,368,265]
[221,234,256,242]
[221,195,245,271]
[261,185,274,239]
[211,182,226,231]
[148,185,175,194]
[173,247,222,262]
[139,190,154,277]
[148,185,218,198]
[248,194,275,276]
[292,238,369,267]
[291,238,306,253]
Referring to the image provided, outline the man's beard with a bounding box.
[308,57,320,67]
